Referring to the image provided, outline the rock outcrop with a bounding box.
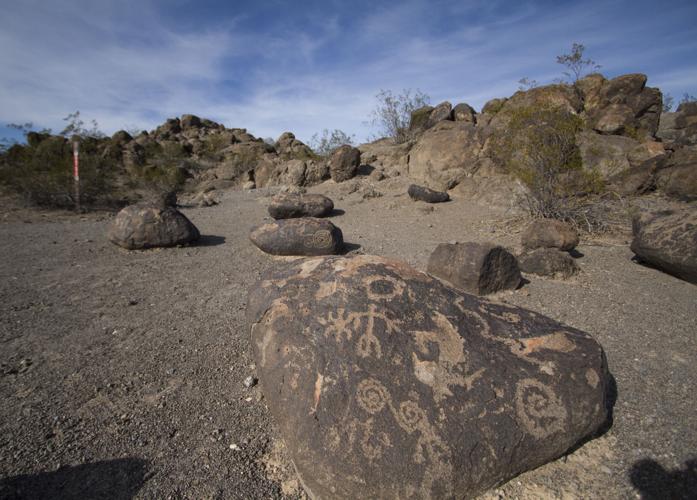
[329,145,361,183]
[247,255,609,499]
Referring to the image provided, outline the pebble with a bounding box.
[243,376,258,388]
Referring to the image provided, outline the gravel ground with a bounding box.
[0,178,695,499]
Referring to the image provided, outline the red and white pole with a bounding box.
[72,140,80,211]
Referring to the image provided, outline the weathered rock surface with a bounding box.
[407,184,449,203]
[452,103,477,123]
[427,101,453,128]
[522,220,579,252]
[329,145,361,182]
[577,131,663,178]
[427,242,521,295]
[268,193,334,219]
[107,202,200,250]
[654,146,697,201]
[519,249,579,279]
[249,218,343,256]
[408,121,485,190]
[247,255,609,499]
[409,106,435,133]
[630,208,697,284]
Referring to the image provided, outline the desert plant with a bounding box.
[368,89,430,143]
[60,111,106,139]
[662,93,675,112]
[490,104,608,231]
[517,77,539,91]
[556,42,601,83]
[309,129,356,156]
[679,93,696,105]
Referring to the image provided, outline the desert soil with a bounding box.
[0,176,695,499]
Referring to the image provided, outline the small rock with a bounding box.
[519,248,579,279]
[243,376,258,388]
[408,184,450,203]
[521,219,579,251]
[427,242,521,295]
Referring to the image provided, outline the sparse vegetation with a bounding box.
[556,42,601,83]
[663,93,675,112]
[309,129,356,156]
[490,104,610,231]
[369,88,430,143]
[517,77,539,91]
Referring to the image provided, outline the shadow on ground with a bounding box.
[195,235,226,247]
[629,457,697,500]
[0,458,149,500]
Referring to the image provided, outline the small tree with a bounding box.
[309,129,356,156]
[556,42,601,83]
[679,93,696,105]
[60,111,106,139]
[368,89,430,143]
[517,77,539,91]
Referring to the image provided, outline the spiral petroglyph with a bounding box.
[395,400,427,433]
[515,378,568,438]
[356,378,390,414]
[304,229,333,249]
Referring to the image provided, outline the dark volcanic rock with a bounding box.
[247,255,609,499]
[521,219,579,252]
[631,208,697,284]
[249,218,343,256]
[519,248,579,279]
[107,203,199,250]
[427,242,521,295]
[407,184,450,203]
[329,145,361,182]
[268,193,334,219]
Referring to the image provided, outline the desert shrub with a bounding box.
[0,136,118,208]
[368,89,430,143]
[200,133,230,160]
[309,129,355,156]
[490,104,609,231]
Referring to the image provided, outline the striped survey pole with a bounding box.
[72,139,80,211]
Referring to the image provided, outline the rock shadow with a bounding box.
[340,242,362,254]
[0,457,149,500]
[516,277,531,290]
[630,457,697,500]
[356,164,375,176]
[568,248,584,258]
[328,208,346,217]
[195,235,226,247]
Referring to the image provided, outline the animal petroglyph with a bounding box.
[515,378,568,439]
[411,312,485,402]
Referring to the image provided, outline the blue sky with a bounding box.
[1,0,696,144]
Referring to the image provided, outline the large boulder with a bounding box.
[409,106,435,134]
[107,201,200,250]
[268,193,334,219]
[427,242,521,295]
[249,218,343,256]
[654,146,697,201]
[519,249,579,279]
[631,208,697,284]
[658,103,697,146]
[276,132,315,160]
[407,121,485,190]
[180,114,202,129]
[247,255,609,499]
[427,101,453,127]
[329,145,361,182]
[584,74,662,138]
[407,184,449,203]
[577,131,663,178]
[521,219,579,252]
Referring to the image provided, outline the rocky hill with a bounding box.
[1,72,695,212]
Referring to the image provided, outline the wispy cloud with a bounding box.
[1,0,696,143]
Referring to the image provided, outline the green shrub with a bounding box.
[490,104,608,230]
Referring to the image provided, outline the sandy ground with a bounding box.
[0,176,696,499]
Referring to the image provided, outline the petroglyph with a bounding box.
[411,312,485,402]
[515,378,568,439]
[363,275,406,301]
[356,378,389,414]
[304,229,334,249]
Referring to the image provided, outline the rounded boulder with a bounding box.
[268,193,334,219]
[249,218,343,256]
[107,203,200,250]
